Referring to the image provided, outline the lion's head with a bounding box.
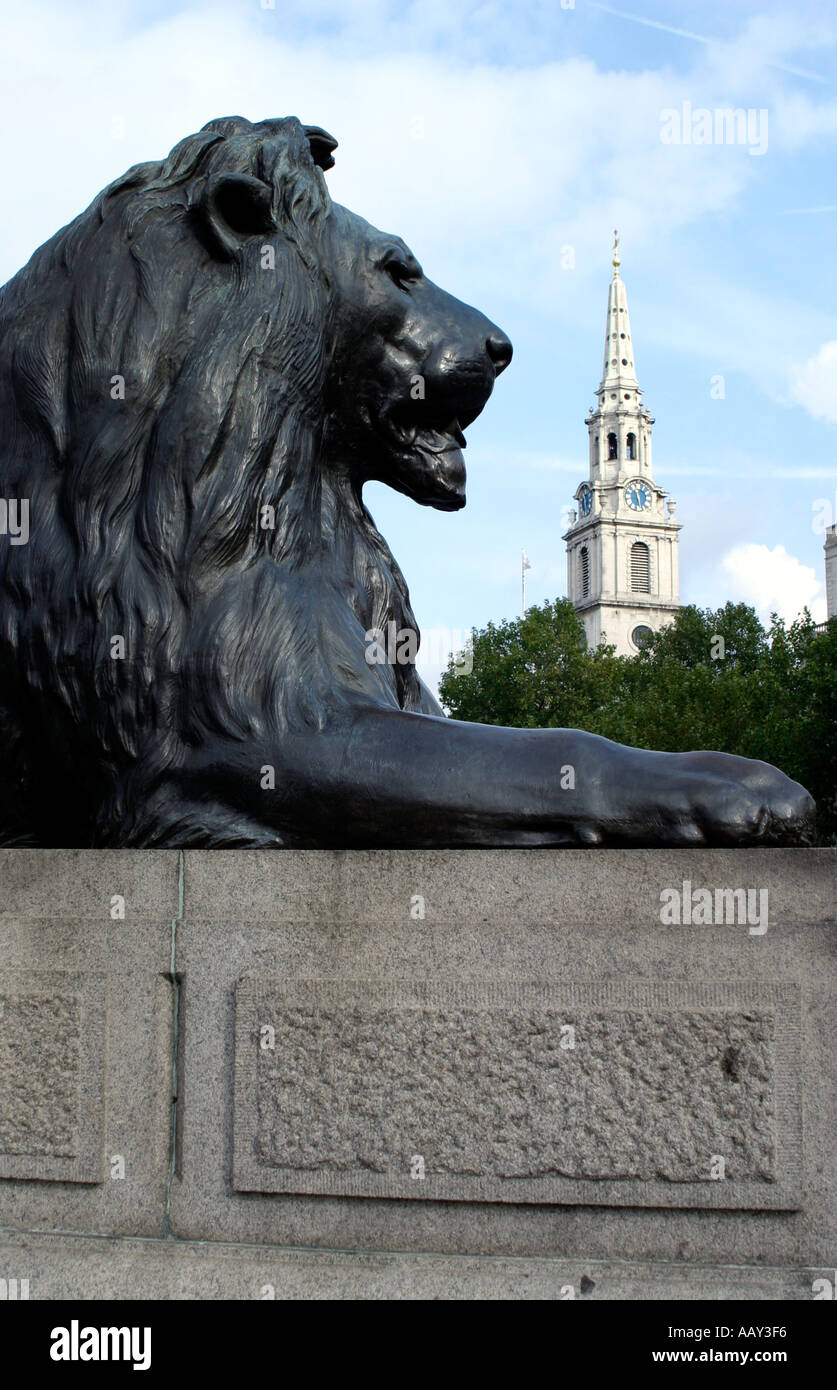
[0,116,510,846]
[321,203,511,511]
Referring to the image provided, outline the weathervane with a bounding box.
[612,228,621,274]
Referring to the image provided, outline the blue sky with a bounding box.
[2,0,835,690]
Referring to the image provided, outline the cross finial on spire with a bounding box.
[612,228,621,275]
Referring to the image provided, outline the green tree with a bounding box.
[440,600,836,844]
[439,598,624,730]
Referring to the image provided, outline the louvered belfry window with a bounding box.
[631,541,650,592]
[580,546,590,598]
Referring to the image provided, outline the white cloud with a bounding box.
[788,341,837,423]
[0,0,828,305]
[0,0,833,497]
[721,542,826,624]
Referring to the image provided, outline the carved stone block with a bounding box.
[0,973,105,1184]
[232,979,801,1208]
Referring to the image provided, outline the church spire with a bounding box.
[564,231,681,657]
[600,230,638,392]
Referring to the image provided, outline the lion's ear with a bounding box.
[194,172,277,260]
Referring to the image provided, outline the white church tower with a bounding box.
[563,235,681,655]
[825,525,837,619]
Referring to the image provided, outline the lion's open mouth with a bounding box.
[383,416,468,509]
[390,417,466,455]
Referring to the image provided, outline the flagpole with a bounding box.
[522,549,531,618]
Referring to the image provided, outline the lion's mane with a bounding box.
[0,117,423,846]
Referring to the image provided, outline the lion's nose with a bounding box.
[486,331,513,374]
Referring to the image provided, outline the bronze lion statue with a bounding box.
[0,116,814,847]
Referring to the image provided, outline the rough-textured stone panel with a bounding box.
[0,993,81,1158]
[252,1007,774,1181]
[0,973,105,1183]
[233,979,801,1208]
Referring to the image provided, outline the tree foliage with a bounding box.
[439,599,836,844]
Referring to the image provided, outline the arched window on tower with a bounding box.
[626,432,636,460]
[579,546,590,598]
[607,432,617,460]
[630,541,650,593]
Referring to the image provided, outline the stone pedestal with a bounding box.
[1,848,834,1299]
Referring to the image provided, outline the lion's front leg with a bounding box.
[228,710,815,849]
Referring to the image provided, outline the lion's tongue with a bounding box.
[421,420,465,454]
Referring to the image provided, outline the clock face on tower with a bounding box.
[578,486,592,517]
[625,480,652,512]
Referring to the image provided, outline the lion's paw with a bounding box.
[661,752,815,847]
